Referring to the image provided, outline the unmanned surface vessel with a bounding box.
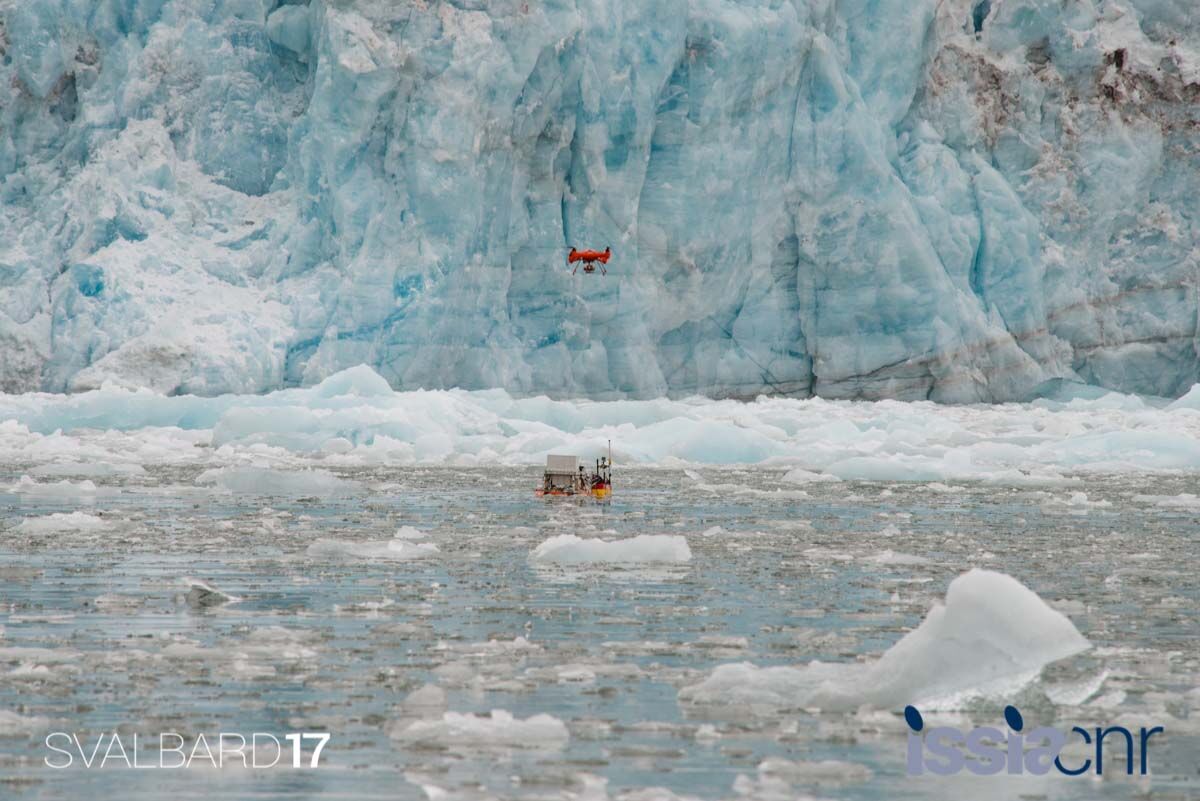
[537,445,612,499]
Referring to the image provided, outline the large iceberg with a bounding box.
[678,568,1092,712]
[0,0,1197,401]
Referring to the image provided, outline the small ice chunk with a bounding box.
[10,476,98,496]
[0,709,50,735]
[400,684,447,719]
[536,664,596,684]
[31,462,146,478]
[733,758,871,798]
[981,470,1081,488]
[183,578,241,608]
[391,709,568,750]
[781,468,840,484]
[757,756,873,785]
[1042,491,1113,513]
[530,534,692,565]
[1133,493,1200,511]
[1045,670,1110,706]
[92,593,143,612]
[15,512,111,535]
[1052,598,1087,616]
[695,635,749,650]
[306,538,440,561]
[864,550,929,565]
[431,662,477,687]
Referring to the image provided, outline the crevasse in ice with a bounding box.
[0,0,1197,400]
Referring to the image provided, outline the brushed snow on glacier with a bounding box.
[0,0,1197,400]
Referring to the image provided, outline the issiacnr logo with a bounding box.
[904,704,1163,777]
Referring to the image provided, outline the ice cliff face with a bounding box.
[0,0,1197,400]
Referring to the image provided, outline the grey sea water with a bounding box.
[0,466,1197,800]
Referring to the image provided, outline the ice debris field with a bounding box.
[5,365,1200,482]
[3,364,1200,798]
[3,456,1199,800]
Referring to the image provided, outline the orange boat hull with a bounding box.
[536,486,611,500]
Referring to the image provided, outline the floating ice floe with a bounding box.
[0,709,51,736]
[863,550,930,566]
[31,462,146,478]
[227,626,321,662]
[780,468,841,484]
[530,534,692,565]
[731,757,872,798]
[92,594,143,613]
[390,709,569,751]
[196,467,360,495]
[7,476,99,497]
[698,526,764,540]
[694,482,809,500]
[1040,491,1113,514]
[679,569,1090,713]
[751,757,872,786]
[159,627,321,682]
[306,537,440,561]
[14,512,112,535]
[1133,493,1200,511]
[393,525,428,540]
[399,684,447,719]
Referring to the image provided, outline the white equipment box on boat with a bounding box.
[545,454,579,475]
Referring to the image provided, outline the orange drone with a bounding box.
[568,246,611,275]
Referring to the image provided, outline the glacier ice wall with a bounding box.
[0,0,1197,401]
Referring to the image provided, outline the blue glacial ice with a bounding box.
[0,0,1197,400]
